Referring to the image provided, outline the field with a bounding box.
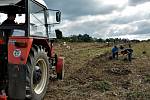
[44,42,150,100]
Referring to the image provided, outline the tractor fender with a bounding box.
[56,57,64,73]
[8,37,33,64]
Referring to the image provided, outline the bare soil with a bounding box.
[44,42,150,100]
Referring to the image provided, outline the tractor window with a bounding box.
[0,13,25,37]
[29,0,46,37]
[0,0,25,24]
[0,0,26,37]
[0,13,25,24]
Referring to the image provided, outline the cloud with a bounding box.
[131,20,150,35]
[45,0,150,40]
[129,0,149,6]
[45,0,127,20]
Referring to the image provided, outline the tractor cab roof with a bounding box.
[34,0,47,8]
[0,0,22,6]
[0,0,47,14]
[0,0,47,8]
[0,0,24,14]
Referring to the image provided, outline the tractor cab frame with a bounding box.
[0,0,63,100]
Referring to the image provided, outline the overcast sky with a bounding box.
[45,0,150,40]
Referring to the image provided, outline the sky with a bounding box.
[44,0,150,40]
[0,0,150,40]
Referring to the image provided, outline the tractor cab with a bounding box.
[0,0,60,38]
[0,0,63,100]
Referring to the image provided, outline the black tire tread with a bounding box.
[26,45,50,100]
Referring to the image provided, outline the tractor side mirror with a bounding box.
[46,9,61,25]
[56,11,61,22]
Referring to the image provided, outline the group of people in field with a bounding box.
[111,44,133,61]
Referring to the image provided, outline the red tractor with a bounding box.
[0,0,64,100]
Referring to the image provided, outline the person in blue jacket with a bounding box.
[112,45,119,59]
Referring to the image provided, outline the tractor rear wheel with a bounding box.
[26,45,49,100]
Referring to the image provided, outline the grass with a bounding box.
[132,42,150,57]
[91,80,112,92]
[126,91,150,100]
[54,42,111,78]
[144,74,150,83]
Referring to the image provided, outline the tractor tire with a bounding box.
[26,45,50,100]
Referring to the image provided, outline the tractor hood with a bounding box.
[0,0,21,6]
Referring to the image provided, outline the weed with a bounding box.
[126,91,150,100]
[144,74,150,83]
[91,80,111,92]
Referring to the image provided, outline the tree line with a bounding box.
[55,29,141,43]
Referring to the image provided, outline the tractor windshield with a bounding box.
[30,0,47,37]
[0,0,26,36]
